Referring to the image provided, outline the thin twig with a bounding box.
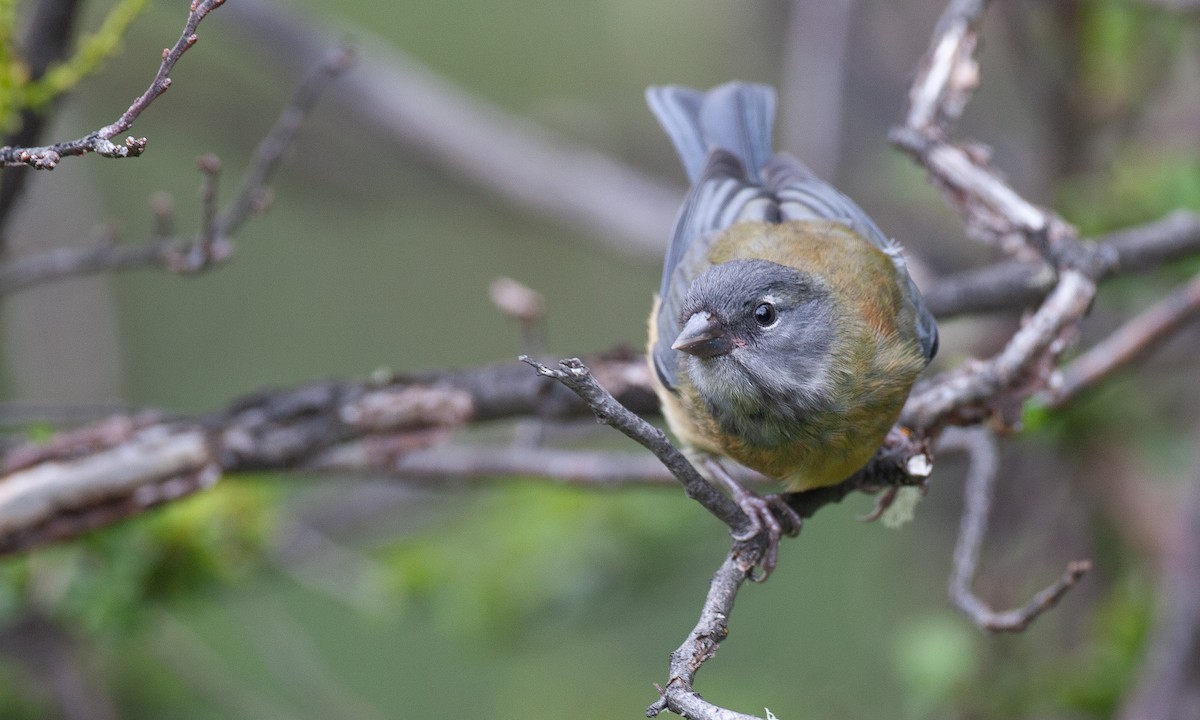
[520,356,748,533]
[191,154,222,270]
[520,357,877,719]
[646,551,765,720]
[0,43,353,294]
[0,0,227,169]
[941,427,1091,632]
[218,42,356,236]
[312,443,684,488]
[1047,269,1200,408]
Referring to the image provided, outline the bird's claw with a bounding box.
[728,488,803,582]
[701,458,802,581]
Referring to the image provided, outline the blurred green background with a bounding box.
[2,0,1199,717]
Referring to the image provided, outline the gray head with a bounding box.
[673,259,838,446]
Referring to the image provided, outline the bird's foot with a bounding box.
[702,460,801,581]
[731,489,803,581]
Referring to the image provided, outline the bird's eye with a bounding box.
[753,302,777,327]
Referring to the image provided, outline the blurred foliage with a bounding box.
[383,483,702,638]
[1077,0,1187,114]
[1055,575,1152,715]
[891,613,982,718]
[0,480,276,635]
[888,574,1152,720]
[1059,148,1200,237]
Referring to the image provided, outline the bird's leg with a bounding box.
[702,458,802,580]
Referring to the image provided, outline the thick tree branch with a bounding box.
[0,0,226,169]
[0,353,658,555]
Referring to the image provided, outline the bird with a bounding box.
[645,82,938,575]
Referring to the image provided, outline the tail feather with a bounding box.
[646,82,776,184]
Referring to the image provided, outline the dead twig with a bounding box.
[520,357,748,533]
[924,210,1200,318]
[0,43,353,294]
[0,0,226,169]
[941,428,1091,632]
[645,551,766,720]
[1047,268,1200,409]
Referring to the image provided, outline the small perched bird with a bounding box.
[646,82,938,571]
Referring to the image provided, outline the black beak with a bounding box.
[672,312,732,358]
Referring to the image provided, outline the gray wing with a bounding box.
[646,82,775,185]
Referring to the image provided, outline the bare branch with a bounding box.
[1048,268,1200,408]
[646,551,766,720]
[891,0,1117,436]
[925,210,1200,318]
[0,353,658,554]
[941,428,1091,632]
[0,43,352,294]
[893,0,1053,248]
[902,269,1096,430]
[0,0,226,169]
[520,357,748,533]
[218,42,357,236]
[0,226,166,294]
